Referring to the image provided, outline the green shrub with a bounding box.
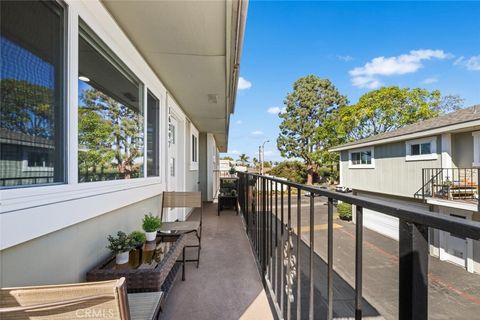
[142,214,161,232]
[130,230,146,247]
[107,231,134,254]
[337,202,352,221]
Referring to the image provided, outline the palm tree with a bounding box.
[238,153,250,166]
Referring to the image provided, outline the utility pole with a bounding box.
[261,139,269,175]
[258,146,262,174]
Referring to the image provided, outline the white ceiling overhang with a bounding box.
[101,0,248,151]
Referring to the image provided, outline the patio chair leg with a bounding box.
[182,247,186,281]
[196,231,201,268]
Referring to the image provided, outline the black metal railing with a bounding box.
[414,168,479,212]
[237,172,480,320]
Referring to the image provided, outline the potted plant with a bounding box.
[130,230,146,249]
[107,231,134,264]
[229,166,236,177]
[142,213,161,241]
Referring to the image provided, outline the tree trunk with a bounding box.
[306,164,314,185]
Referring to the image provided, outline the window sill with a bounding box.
[1,177,165,250]
[1,177,163,212]
[348,165,375,169]
[405,154,438,161]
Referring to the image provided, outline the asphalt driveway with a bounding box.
[267,194,480,319]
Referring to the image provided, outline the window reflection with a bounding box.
[0,1,65,188]
[78,23,144,182]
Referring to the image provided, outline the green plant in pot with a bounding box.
[142,213,161,242]
[107,231,134,264]
[229,166,236,177]
[130,230,146,249]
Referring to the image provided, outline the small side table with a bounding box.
[218,194,238,216]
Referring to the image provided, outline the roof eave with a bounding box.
[330,119,480,152]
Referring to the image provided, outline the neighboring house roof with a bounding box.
[0,128,54,148]
[330,105,480,151]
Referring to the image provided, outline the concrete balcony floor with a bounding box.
[161,203,273,320]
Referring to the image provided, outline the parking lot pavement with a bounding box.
[275,196,480,319]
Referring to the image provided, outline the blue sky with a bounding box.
[224,1,480,161]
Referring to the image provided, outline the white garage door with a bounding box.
[357,193,429,241]
[363,209,399,240]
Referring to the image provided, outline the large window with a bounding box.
[78,21,144,182]
[349,148,374,168]
[147,91,159,177]
[0,1,66,188]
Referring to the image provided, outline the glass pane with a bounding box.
[0,1,65,188]
[411,144,420,155]
[351,152,360,165]
[147,91,159,177]
[78,25,143,182]
[361,151,372,164]
[421,142,431,154]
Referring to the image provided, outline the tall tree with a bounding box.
[0,79,54,138]
[79,88,144,179]
[277,75,348,184]
[338,86,464,141]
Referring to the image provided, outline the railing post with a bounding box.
[245,174,249,231]
[327,197,334,320]
[421,169,425,199]
[355,205,363,320]
[262,177,267,280]
[477,169,479,213]
[399,219,429,320]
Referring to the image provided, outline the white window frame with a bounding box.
[1,1,173,250]
[348,147,375,169]
[472,131,480,167]
[405,136,438,161]
[190,123,199,171]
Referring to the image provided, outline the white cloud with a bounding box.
[267,106,286,114]
[350,49,450,89]
[251,130,264,135]
[422,77,438,84]
[238,77,252,90]
[337,55,354,62]
[454,55,480,71]
[235,120,243,125]
[228,150,240,155]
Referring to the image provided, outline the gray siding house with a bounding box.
[331,105,480,274]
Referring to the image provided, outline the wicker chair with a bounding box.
[0,278,162,320]
[160,192,203,268]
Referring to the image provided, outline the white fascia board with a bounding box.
[426,198,477,212]
[330,120,480,152]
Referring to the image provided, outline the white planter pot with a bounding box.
[145,231,157,242]
[116,251,130,264]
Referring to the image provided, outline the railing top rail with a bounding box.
[422,167,479,170]
[238,172,480,240]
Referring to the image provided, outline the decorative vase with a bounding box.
[145,231,157,242]
[116,251,130,264]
